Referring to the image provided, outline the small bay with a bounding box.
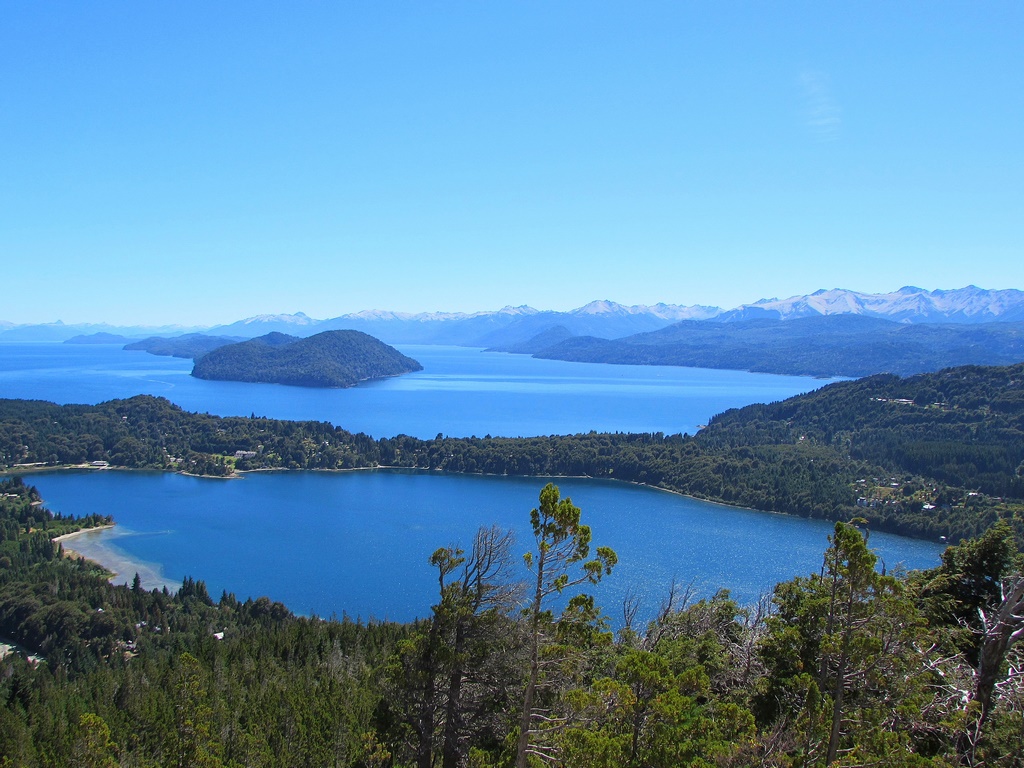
[30,470,945,625]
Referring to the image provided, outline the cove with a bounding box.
[28,470,945,625]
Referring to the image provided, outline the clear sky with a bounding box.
[2,2,1021,326]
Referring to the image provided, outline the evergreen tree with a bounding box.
[516,483,617,768]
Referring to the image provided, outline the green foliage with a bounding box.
[2,478,1024,766]
[517,484,616,768]
[382,527,522,768]
[72,712,118,768]
[914,520,1022,657]
[0,481,409,767]
[759,523,949,766]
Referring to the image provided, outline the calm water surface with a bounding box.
[0,342,838,438]
[30,470,945,624]
[4,342,936,626]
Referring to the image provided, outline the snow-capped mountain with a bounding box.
[572,300,646,316]
[570,300,720,321]
[714,286,1024,324]
[200,302,719,346]
[211,312,321,336]
[340,305,539,323]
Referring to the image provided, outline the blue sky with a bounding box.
[2,2,1021,325]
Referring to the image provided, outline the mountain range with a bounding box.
[714,286,1024,323]
[6,285,1024,345]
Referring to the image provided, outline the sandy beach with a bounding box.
[52,524,117,571]
[52,523,116,545]
[51,525,177,592]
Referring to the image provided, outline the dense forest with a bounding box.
[190,330,423,388]
[524,315,1024,377]
[1,476,1022,766]
[2,362,1022,544]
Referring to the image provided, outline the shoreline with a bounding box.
[51,523,175,592]
[52,524,118,575]
[52,522,116,544]
[7,463,240,481]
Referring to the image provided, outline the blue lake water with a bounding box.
[2,341,943,625]
[31,470,944,624]
[0,342,837,438]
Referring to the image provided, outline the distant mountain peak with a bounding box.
[573,300,629,315]
[569,300,722,321]
[347,309,415,321]
[496,305,539,316]
[239,312,319,326]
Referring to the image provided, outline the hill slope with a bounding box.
[532,315,1024,377]
[191,330,422,387]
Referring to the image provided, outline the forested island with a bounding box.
[1,362,1022,544]
[190,330,423,387]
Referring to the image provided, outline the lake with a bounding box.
[3,341,941,625]
[0,342,838,438]
[31,470,944,625]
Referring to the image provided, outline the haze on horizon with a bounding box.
[2,3,1021,327]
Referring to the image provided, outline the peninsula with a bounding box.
[2,361,1022,544]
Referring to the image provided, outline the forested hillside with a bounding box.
[705,364,1024,497]
[0,476,408,765]
[529,315,1024,377]
[1,477,1022,766]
